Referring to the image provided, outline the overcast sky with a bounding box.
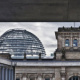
[0,22,80,56]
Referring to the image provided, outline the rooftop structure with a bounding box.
[58,26,80,32]
[0,29,45,59]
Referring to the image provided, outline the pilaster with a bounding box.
[2,67,5,80]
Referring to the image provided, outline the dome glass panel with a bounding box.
[0,29,45,58]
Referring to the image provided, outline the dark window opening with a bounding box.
[73,39,78,47]
[65,39,69,47]
[69,76,80,80]
[16,78,20,80]
[30,77,35,80]
[45,78,50,80]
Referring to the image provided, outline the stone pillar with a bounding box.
[4,68,6,80]
[27,75,30,80]
[35,77,37,80]
[22,77,26,80]
[9,69,11,80]
[52,73,55,80]
[15,73,16,80]
[52,77,55,80]
[42,77,45,80]
[11,69,13,80]
[7,68,9,80]
[22,74,27,80]
[2,67,5,80]
[37,73,42,80]
[19,74,22,80]
[61,73,65,80]
[61,67,66,80]
[5,68,8,80]
[38,76,42,80]
[55,68,61,80]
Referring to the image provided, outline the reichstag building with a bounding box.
[0,27,80,80]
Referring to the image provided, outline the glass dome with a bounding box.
[0,29,45,58]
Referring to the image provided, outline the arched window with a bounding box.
[73,39,78,47]
[30,75,35,80]
[69,76,80,80]
[65,39,69,47]
[45,75,50,80]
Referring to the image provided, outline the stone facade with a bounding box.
[55,27,80,60]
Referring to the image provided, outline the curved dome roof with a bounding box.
[0,29,45,56]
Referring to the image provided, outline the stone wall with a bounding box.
[56,51,80,60]
[15,66,80,80]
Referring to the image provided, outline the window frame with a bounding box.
[65,39,70,47]
[73,39,78,47]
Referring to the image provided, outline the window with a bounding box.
[69,76,80,80]
[16,78,20,80]
[65,39,69,47]
[45,78,50,80]
[30,78,35,80]
[73,39,77,47]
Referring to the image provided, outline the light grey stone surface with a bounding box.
[0,58,11,65]
[12,61,80,67]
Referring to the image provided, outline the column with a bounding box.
[22,77,26,80]
[52,77,55,80]
[38,76,42,80]
[55,68,61,80]
[9,69,11,80]
[52,73,55,80]
[15,73,16,80]
[7,68,9,80]
[11,68,14,80]
[5,68,8,80]
[61,73,65,80]
[2,67,5,80]
[22,74,27,80]
[27,75,30,80]
[38,74,42,80]
[19,74,22,80]
[11,69,13,80]
[35,77,37,80]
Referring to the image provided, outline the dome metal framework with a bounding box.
[0,29,45,58]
